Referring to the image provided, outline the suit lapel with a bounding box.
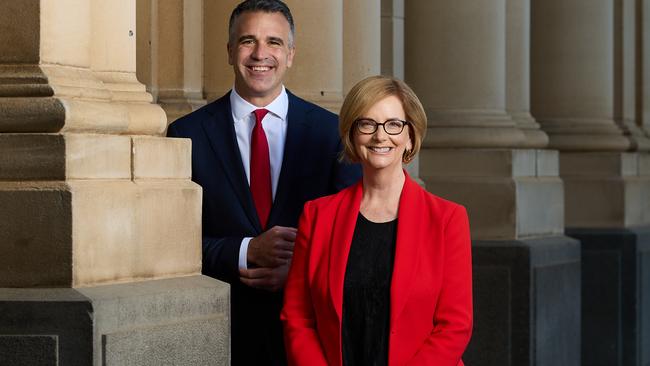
[200,94,262,232]
[390,174,422,327]
[268,91,310,226]
[328,181,363,321]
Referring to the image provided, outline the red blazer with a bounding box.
[281,174,473,366]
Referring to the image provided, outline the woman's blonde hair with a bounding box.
[339,75,427,163]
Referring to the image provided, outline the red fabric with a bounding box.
[250,108,272,229]
[281,174,473,366]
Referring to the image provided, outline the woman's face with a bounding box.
[353,95,412,172]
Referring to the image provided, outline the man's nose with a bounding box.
[251,43,267,60]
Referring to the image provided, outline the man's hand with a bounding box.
[239,262,291,292]
[247,226,297,268]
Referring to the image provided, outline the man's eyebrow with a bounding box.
[237,35,255,43]
[267,36,284,45]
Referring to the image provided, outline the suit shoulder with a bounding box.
[288,93,338,123]
[167,94,229,135]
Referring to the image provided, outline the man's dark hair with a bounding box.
[229,0,295,46]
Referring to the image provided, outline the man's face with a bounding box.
[228,11,295,106]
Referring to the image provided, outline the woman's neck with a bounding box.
[359,165,405,223]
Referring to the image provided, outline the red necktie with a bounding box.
[250,108,272,229]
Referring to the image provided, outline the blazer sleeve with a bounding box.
[167,122,243,284]
[201,236,244,284]
[407,205,473,366]
[281,201,329,366]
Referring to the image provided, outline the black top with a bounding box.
[342,214,398,366]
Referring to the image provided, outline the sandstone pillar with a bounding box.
[506,0,548,148]
[202,0,237,102]
[531,0,629,151]
[616,0,650,150]
[380,0,404,80]
[0,1,228,364]
[343,0,380,95]
[202,0,344,112]
[532,1,650,365]
[283,0,344,112]
[136,0,206,124]
[381,0,421,182]
[407,1,579,365]
[406,1,525,148]
[642,0,650,135]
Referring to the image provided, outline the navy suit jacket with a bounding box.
[167,90,360,365]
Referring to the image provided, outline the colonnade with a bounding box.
[1,0,649,365]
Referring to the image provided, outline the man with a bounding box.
[166,1,360,364]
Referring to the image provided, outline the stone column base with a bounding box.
[464,236,581,366]
[420,149,564,239]
[567,227,650,366]
[0,275,229,366]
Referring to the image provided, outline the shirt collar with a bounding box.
[230,86,289,122]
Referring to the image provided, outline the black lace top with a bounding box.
[341,213,397,366]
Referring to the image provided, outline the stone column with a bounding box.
[0,0,228,364]
[202,0,237,102]
[407,1,579,365]
[532,1,650,365]
[381,0,404,80]
[343,0,380,94]
[203,0,344,112]
[506,0,548,148]
[616,0,650,150]
[136,0,206,124]
[283,0,344,112]
[531,0,629,151]
[641,0,650,163]
[381,0,421,182]
[406,1,525,148]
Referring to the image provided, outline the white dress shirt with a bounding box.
[231,87,289,270]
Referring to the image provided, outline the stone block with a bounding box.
[564,176,647,228]
[464,236,581,366]
[0,335,58,366]
[0,276,230,365]
[65,134,131,179]
[103,316,228,366]
[0,134,131,180]
[566,227,650,366]
[70,180,201,286]
[516,177,564,237]
[536,149,559,176]
[640,153,650,176]
[423,176,517,239]
[423,175,563,240]
[77,275,230,365]
[420,149,534,177]
[560,152,638,177]
[0,179,201,287]
[0,288,93,365]
[132,136,191,179]
[0,0,39,64]
[0,182,72,286]
[0,134,65,180]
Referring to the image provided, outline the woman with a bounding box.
[281,76,472,366]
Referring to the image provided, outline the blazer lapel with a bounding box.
[328,181,363,321]
[200,95,262,232]
[268,91,309,226]
[390,174,423,327]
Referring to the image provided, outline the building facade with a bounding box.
[1,0,649,365]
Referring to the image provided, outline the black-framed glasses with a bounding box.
[355,118,409,135]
